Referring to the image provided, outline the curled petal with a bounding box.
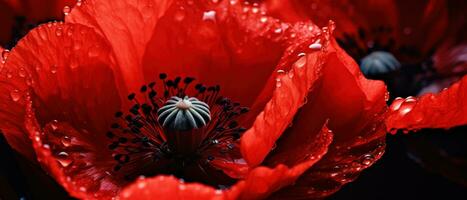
[119,125,333,200]
[240,30,327,166]
[0,23,120,160]
[264,36,388,198]
[1,23,123,199]
[387,75,467,132]
[234,125,333,200]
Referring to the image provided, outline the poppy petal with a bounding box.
[118,176,229,200]
[66,0,174,93]
[386,75,467,132]
[24,111,119,199]
[141,0,320,106]
[265,36,388,198]
[0,23,123,198]
[118,125,333,200]
[240,29,328,167]
[233,125,333,200]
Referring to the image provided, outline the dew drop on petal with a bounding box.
[1,49,10,63]
[202,10,216,21]
[10,89,21,102]
[294,56,307,68]
[63,6,71,16]
[398,96,417,116]
[390,97,403,111]
[309,43,322,50]
[55,28,63,37]
[361,154,374,166]
[274,28,282,34]
[174,9,186,21]
[50,65,58,74]
[57,152,73,168]
[61,136,72,147]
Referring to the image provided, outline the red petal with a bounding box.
[387,75,467,132]
[24,112,119,199]
[119,176,229,200]
[265,37,387,198]
[0,23,123,198]
[119,125,333,200]
[66,0,174,93]
[141,0,319,106]
[240,26,328,167]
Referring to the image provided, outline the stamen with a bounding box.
[105,74,249,185]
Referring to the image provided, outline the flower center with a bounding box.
[158,96,211,131]
[106,74,248,186]
[360,51,401,76]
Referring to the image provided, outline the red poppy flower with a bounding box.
[262,0,467,93]
[0,0,74,47]
[0,0,464,200]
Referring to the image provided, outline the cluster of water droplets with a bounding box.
[388,96,421,134]
[304,139,386,197]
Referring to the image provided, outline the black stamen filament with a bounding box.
[105,74,248,183]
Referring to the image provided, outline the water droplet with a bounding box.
[137,182,146,189]
[50,65,58,74]
[260,16,268,23]
[61,136,72,147]
[76,0,82,7]
[398,97,417,115]
[18,68,27,77]
[174,9,185,21]
[10,90,21,102]
[57,152,73,167]
[361,154,374,166]
[63,6,71,15]
[202,10,216,21]
[294,56,307,68]
[2,49,10,63]
[384,92,390,102]
[288,68,294,78]
[275,79,282,88]
[55,28,63,36]
[274,28,282,34]
[308,42,322,50]
[251,7,259,14]
[389,97,404,111]
[50,120,59,130]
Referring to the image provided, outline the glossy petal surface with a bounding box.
[0,23,122,199]
[387,75,467,132]
[66,0,174,93]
